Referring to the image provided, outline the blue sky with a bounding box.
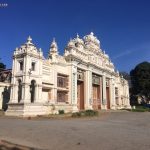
[0,0,150,72]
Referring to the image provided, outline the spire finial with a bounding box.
[77,33,79,38]
[27,36,32,43]
[50,38,58,50]
[53,37,55,42]
[90,32,94,36]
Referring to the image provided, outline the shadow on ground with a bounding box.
[0,140,42,150]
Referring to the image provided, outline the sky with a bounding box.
[0,0,150,73]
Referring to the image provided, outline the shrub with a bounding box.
[72,112,82,117]
[58,110,65,115]
[84,110,98,116]
[72,110,98,117]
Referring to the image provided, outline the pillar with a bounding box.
[85,69,92,109]
[110,78,116,109]
[9,57,18,103]
[102,75,107,109]
[21,83,30,103]
[71,65,78,112]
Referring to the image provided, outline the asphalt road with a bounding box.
[0,112,150,150]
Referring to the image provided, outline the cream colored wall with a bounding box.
[42,90,48,102]
[42,64,54,84]
[114,76,130,108]
[55,64,69,75]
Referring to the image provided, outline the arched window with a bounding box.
[30,80,36,103]
[18,79,22,103]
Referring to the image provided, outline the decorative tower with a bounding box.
[49,38,58,63]
[6,36,44,116]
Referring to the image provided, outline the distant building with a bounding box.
[5,32,131,116]
[0,69,11,110]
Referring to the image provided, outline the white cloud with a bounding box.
[112,42,150,60]
[113,50,132,59]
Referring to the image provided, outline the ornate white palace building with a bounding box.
[6,32,131,116]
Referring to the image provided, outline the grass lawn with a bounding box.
[131,105,150,112]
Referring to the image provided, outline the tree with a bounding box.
[119,71,130,80]
[130,61,150,102]
[0,58,6,71]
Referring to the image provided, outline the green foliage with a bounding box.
[121,106,150,112]
[130,61,150,101]
[84,109,98,116]
[131,106,150,112]
[119,71,130,80]
[58,110,64,115]
[72,110,98,118]
[72,112,82,117]
[0,62,6,71]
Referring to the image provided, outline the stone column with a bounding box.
[9,84,17,103]
[71,65,78,112]
[100,77,103,107]
[20,54,30,104]
[102,75,106,109]
[126,84,131,108]
[54,68,58,104]
[38,84,42,103]
[9,57,18,103]
[85,69,92,109]
[34,83,42,103]
[21,83,30,103]
[110,78,115,109]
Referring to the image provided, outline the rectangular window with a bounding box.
[19,61,23,71]
[77,70,84,81]
[115,87,118,96]
[106,79,109,87]
[31,62,35,71]
[92,74,100,85]
[57,91,68,102]
[57,74,68,88]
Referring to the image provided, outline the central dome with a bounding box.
[83,32,100,47]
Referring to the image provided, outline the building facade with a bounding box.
[6,32,131,116]
[0,69,11,111]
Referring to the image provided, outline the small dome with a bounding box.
[50,38,58,49]
[84,32,95,42]
[73,34,84,45]
[49,38,58,57]
[67,39,74,47]
[84,32,100,47]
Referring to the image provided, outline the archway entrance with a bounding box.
[18,79,22,103]
[77,81,84,110]
[77,69,84,110]
[30,80,36,103]
[92,74,101,110]
[92,84,101,110]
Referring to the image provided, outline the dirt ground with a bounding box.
[0,111,150,150]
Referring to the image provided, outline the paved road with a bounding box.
[0,112,150,150]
